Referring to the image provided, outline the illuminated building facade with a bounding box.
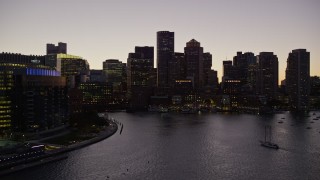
[222,79,242,110]
[79,82,112,112]
[127,46,154,110]
[103,59,123,83]
[103,59,126,93]
[0,55,66,134]
[59,54,90,88]
[0,53,51,134]
[127,46,154,92]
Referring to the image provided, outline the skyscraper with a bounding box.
[233,52,257,84]
[127,46,154,91]
[60,54,90,88]
[168,52,185,87]
[127,46,154,110]
[0,52,67,133]
[203,52,212,86]
[286,49,310,111]
[103,59,125,84]
[184,39,204,89]
[157,31,174,88]
[46,42,67,55]
[103,59,127,97]
[222,60,233,80]
[256,52,278,99]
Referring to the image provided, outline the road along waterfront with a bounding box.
[0,120,118,177]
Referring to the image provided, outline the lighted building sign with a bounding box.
[31,59,41,64]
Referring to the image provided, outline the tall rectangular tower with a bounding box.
[256,52,278,99]
[157,31,174,88]
[127,46,154,91]
[184,39,204,89]
[286,49,310,111]
[203,52,212,86]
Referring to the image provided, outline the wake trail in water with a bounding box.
[278,146,304,155]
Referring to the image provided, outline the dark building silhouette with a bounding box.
[222,60,233,80]
[127,46,154,109]
[168,52,185,87]
[310,76,320,109]
[127,46,154,110]
[157,31,174,88]
[46,42,67,55]
[233,52,257,85]
[13,72,67,132]
[256,52,278,99]
[286,49,310,111]
[90,70,106,82]
[0,52,45,65]
[310,76,320,96]
[247,63,258,93]
[184,39,204,89]
[208,69,219,92]
[203,52,213,86]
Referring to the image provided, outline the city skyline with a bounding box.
[1,0,319,82]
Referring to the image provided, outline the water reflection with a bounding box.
[3,111,320,180]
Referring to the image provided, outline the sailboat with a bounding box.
[260,125,279,149]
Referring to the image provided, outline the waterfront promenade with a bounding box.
[0,120,118,177]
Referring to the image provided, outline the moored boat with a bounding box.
[260,126,279,150]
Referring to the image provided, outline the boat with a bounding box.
[181,107,196,114]
[148,105,159,112]
[158,107,168,113]
[260,126,279,149]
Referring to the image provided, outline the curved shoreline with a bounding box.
[0,121,118,177]
[67,121,118,151]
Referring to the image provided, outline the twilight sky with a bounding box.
[0,0,319,82]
